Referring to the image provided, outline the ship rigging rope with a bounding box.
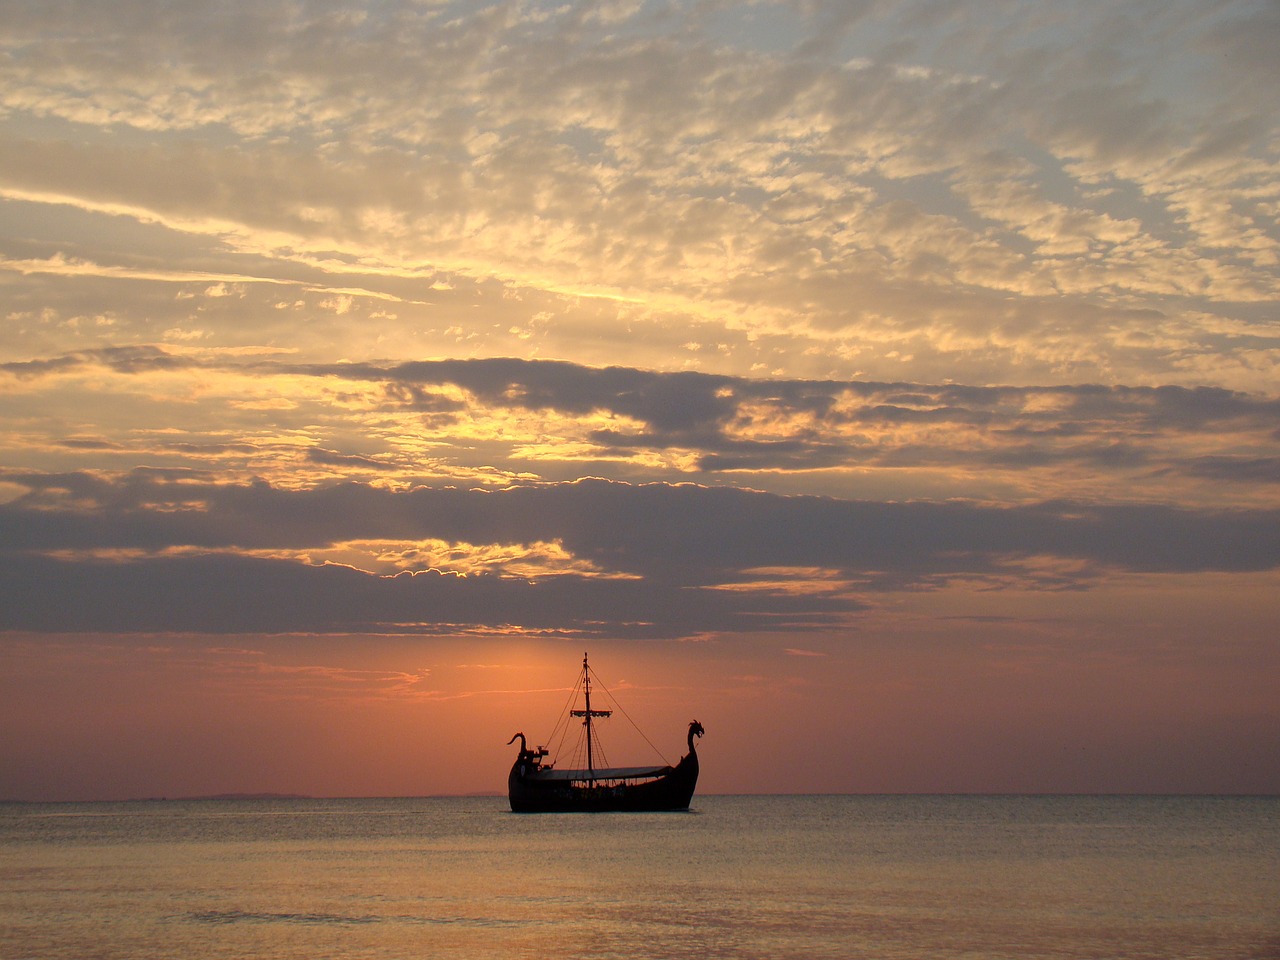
[543,672,582,764]
[585,663,671,768]
[542,661,672,769]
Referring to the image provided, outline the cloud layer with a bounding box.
[3,0,1278,387]
[3,0,1276,643]
[4,471,1278,638]
[4,351,1277,507]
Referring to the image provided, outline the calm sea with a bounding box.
[1,795,1276,959]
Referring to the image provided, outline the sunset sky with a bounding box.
[2,0,1278,801]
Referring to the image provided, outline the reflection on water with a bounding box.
[2,796,1277,959]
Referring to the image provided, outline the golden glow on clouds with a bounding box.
[707,568,855,598]
[1,348,1276,507]
[270,538,632,580]
[2,1,1278,387]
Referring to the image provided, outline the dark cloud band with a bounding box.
[3,474,1276,637]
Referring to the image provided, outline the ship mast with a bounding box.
[569,652,612,782]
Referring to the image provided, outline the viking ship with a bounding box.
[507,653,703,813]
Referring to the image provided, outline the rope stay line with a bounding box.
[543,669,582,768]
[540,654,672,772]
[584,660,671,769]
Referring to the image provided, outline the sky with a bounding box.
[1,0,1278,801]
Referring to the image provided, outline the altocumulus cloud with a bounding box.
[2,1,1278,389]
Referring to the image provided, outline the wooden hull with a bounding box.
[508,751,698,813]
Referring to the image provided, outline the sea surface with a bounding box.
[1,795,1277,959]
